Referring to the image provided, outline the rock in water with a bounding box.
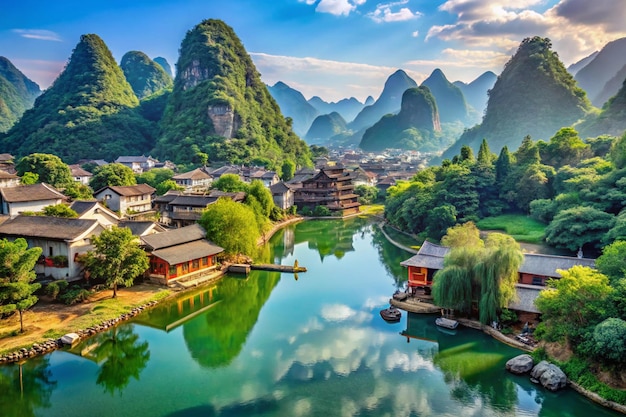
[530,360,568,391]
[506,354,534,374]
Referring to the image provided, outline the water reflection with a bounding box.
[0,356,56,416]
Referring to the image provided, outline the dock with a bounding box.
[228,262,306,275]
[250,263,307,273]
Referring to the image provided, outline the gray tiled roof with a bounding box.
[508,284,543,313]
[400,241,449,269]
[118,220,163,236]
[107,184,156,196]
[151,239,223,265]
[0,183,66,203]
[69,200,98,215]
[0,215,98,241]
[519,253,595,277]
[172,168,212,180]
[141,223,206,250]
[169,195,217,207]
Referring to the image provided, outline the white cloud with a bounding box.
[426,0,626,68]
[367,1,422,23]
[12,29,62,42]
[412,30,419,37]
[315,0,363,16]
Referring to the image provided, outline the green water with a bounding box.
[0,217,622,417]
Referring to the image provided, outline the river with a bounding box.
[0,217,621,417]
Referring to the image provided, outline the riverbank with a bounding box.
[0,215,305,358]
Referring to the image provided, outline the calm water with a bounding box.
[1,217,622,417]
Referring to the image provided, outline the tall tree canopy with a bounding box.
[89,163,137,191]
[15,153,72,188]
[199,198,259,256]
[83,227,149,298]
[0,238,42,332]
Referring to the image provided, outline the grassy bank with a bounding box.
[476,214,546,244]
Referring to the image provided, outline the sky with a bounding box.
[2,0,626,103]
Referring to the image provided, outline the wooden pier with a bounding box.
[228,262,306,275]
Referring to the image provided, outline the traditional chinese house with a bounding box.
[293,165,360,216]
[141,224,223,285]
[400,242,596,313]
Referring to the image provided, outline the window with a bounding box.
[531,276,544,286]
[182,263,188,273]
[49,247,53,257]
[202,257,208,266]
[192,259,199,269]
[169,265,177,276]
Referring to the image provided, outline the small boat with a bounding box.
[392,290,408,301]
[435,317,459,330]
[380,306,402,322]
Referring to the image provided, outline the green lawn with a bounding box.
[476,214,546,244]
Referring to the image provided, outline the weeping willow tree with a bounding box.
[433,229,524,324]
[432,247,481,314]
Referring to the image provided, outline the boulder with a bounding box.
[506,354,534,374]
[531,361,568,391]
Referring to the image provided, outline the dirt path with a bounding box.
[0,283,166,355]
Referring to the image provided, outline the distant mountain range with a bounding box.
[0,57,41,133]
[2,27,626,163]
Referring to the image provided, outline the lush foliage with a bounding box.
[120,51,172,100]
[0,238,42,332]
[354,185,379,205]
[385,128,626,253]
[42,204,78,218]
[432,224,523,324]
[442,36,591,160]
[15,153,72,187]
[90,163,137,191]
[154,19,312,170]
[199,198,260,255]
[0,57,40,133]
[0,34,156,162]
[82,227,149,298]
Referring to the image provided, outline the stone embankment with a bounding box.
[0,300,159,364]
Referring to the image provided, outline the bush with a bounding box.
[499,308,518,324]
[313,205,331,217]
[58,285,92,305]
[300,206,312,216]
[44,280,69,300]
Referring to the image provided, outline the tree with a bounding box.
[0,238,42,332]
[433,229,523,324]
[592,318,626,366]
[211,173,249,192]
[441,221,483,249]
[89,163,136,191]
[540,127,591,169]
[354,185,379,205]
[425,205,457,241]
[281,159,296,181]
[544,206,616,252]
[476,234,524,324]
[63,182,94,200]
[247,180,274,217]
[15,153,72,188]
[595,240,626,284]
[136,168,175,188]
[20,172,39,185]
[42,204,78,218]
[83,227,149,298]
[535,266,613,345]
[155,180,183,196]
[199,198,260,255]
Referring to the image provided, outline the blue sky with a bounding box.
[2,0,625,102]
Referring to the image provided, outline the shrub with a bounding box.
[58,285,92,305]
[313,205,331,217]
[499,308,518,324]
[45,280,69,300]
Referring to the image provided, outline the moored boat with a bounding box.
[380,306,402,322]
[392,290,408,301]
[435,317,458,330]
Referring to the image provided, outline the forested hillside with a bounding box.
[0,34,155,162]
[441,37,591,160]
[120,51,173,99]
[0,57,41,132]
[385,127,623,254]
[154,19,311,171]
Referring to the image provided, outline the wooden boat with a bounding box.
[380,306,402,322]
[392,290,408,301]
[435,317,459,330]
